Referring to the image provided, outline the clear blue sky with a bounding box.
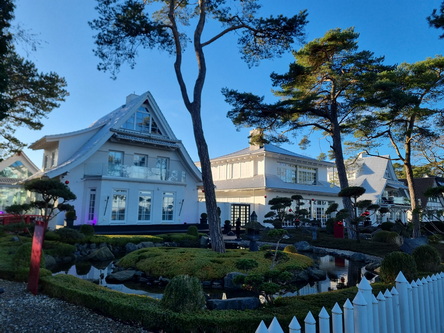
[12,0,443,167]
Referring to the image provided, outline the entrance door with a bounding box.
[230,204,250,226]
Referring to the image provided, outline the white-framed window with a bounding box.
[111,189,127,221]
[134,154,148,167]
[88,188,96,222]
[108,151,124,176]
[297,166,317,185]
[138,191,152,221]
[162,192,174,221]
[156,157,169,180]
[121,106,162,135]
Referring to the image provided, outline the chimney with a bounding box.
[126,93,139,104]
[249,128,264,151]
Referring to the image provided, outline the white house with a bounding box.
[200,142,341,226]
[347,154,410,224]
[28,92,203,231]
[0,152,39,213]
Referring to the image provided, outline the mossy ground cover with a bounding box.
[117,247,313,280]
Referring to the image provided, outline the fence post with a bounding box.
[383,289,395,333]
[425,276,433,333]
[304,311,316,333]
[395,271,411,333]
[358,277,374,333]
[268,317,284,333]
[390,287,401,332]
[332,302,343,333]
[411,280,420,333]
[407,282,415,333]
[353,291,368,333]
[343,299,354,333]
[372,294,380,333]
[288,316,301,333]
[255,320,268,333]
[439,273,444,332]
[377,292,387,333]
[432,274,439,332]
[319,307,330,333]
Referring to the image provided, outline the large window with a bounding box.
[138,191,152,221]
[121,106,162,135]
[277,162,317,185]
[162,192,174,221]
[0,161,32,178]
[231,204,250,226]
[108,151,124,176]
[111,189,127,221]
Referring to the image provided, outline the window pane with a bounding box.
[108,151,124,176]
[134,154,148,167]
[162,192,174,221]
[138,191,152,221]
[111,190,127,221]
[88,189,96,222]
[156,157,169,180]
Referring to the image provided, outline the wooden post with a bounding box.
[343,299,354,333]
[319,307,330,333]
[304,312,316,333]
[353,291,368,333]
[332,302,343,333]
[27,220,46,295]
[288,316,301,333]
[395,271,411,333]
[377,292,387,333]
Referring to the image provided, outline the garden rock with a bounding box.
[295,241,313,252]
[206,297,260,310]
[125,242,138,253]
[136,242,155,249]
[106,270,137,283]
[224,272,246,290]
[308,268,327,281]
[400,237,428,254]
[44,255,57,270]
[86,246,115,261]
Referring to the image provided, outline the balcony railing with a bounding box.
[380,196,410,205]
[84,163,186,183]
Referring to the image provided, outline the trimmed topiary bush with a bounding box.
[235,259,259,271]
[372,230,400,244]
[380,222,395,231]
[54,228,85,243]
[379,251,417,283]
[186,225,199,237]
[283,245,297,253]
[161,275,206,312]
[412,244,441,273]
[79,224,95,236]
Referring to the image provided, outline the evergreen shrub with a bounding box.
[54,228,85,243]
[380,222,395,231]
[283,245,297,253]
[379,251,417,283]
[186,225,199,237]
[372,230,399,244]
[412,244,441,272]
[79,224,95,236]
[161,275,206,312]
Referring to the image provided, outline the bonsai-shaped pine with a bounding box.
[290,194,309,226]
[267,229,290,269]
[265,197,292,228]
[4,203,33,235]
[338,186,368,242]
[24,178,77,227]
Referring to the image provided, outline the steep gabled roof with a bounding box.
[0,152,39,184]
[29,91,201,181]
[349,155,407,202]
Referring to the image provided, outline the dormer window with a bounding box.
[122,106,162,135]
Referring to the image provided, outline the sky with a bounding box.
[11,0,444,168]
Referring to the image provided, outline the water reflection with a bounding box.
[53,254,376,299]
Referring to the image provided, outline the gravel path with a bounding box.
[0,279,152,333]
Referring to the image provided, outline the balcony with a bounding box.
[84,163,186,183]
[381,196,410,206]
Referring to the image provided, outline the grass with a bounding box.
[117,247,313,280]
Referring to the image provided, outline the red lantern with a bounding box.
[65,180,69,184]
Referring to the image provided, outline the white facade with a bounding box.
[28,92,202,229]
[200,143,341,226]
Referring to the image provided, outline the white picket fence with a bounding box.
[255,271,444,333]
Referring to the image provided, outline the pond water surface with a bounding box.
[53,253,376,299]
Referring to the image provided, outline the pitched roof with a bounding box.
[28,91,201,181]
[0,152,39,185]
[349,155,407,202]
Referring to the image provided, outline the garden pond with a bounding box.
[52,252,377,299]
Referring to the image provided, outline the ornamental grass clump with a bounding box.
[160,275,206,313]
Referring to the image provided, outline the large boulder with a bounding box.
[295,241,313,252]
[125,242,138,253]
[85,246,115,261]
[206,297,261,310]
[224,272,246,290]
[136,242,155,249]
[106,269,137,283]
[400,237,428,254]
